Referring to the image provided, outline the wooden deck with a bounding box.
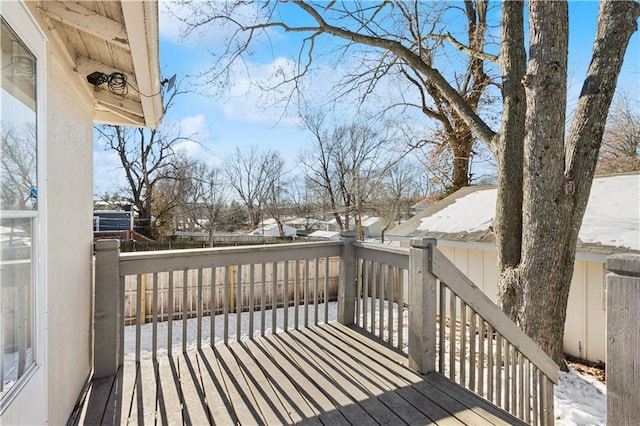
[70,323,525,425]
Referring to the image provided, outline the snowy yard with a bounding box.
[124,302,606,425]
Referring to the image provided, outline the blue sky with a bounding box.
[93,1,639,196]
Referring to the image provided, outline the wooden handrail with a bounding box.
[430,245,559,383]
[119,240,342,275]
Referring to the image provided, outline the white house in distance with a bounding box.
[387,173,640,364]
[0,2,162,424]
[248,218,298,238]
[326,215,385,238]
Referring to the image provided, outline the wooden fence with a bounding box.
[122,258,339,324]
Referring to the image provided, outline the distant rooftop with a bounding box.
[388,173,640,255]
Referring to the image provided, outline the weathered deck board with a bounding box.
[72,323,526,425]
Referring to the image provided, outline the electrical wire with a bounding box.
[106,72,128,96]
[99,71,165,98]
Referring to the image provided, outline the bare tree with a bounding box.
[286,175,315,229]
[596,92,640,174]
[181,0,639,364]
[180,161,228,245]
[177,1,496,193]
[225,146,285,229]
[372,161,422,242]
[1,123,36,210]
[96,84,196,238]
[300,111,401,239]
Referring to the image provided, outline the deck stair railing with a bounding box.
[94,233,558,426]
[349,238,559,426]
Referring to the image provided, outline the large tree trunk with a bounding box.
[495,0,526,321]
[497,0,639,366]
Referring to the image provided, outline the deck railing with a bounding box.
[94,233,558,425]
[348,238,558,425]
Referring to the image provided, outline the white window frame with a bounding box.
[0,0,47,414]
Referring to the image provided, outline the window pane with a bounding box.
[1,17,37,211]
[1,218,34,397]
[0,16,37,400]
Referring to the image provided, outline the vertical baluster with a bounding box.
[487,323,494,403]
[519,351,525,419]
[511,346,518,418]
[283,261,289,332]
[449,291,457,382]
[197,268,203,350]
[362,260,369,331]
[532,366,539,425]
[469,310,477,393]
[168,271,174,356]
[261,264,266,337]
[136,274,142,363]
[182,269,189,353]
[210,267,216,347]
[294,260,300,329]
[438,281,446,374]
[314,257,319,325]
[224,266,229,345]
[524,359,531,423]
[370,262,377,334]
[496,333,503,409]
[249,264,255,339]
[304,258,310,328]
[543,374,554,426]
[355,258,362,327]
[396,267,404,351]
[504,342,511,412]
[478,317,485,397]
[460,303,467,387]
[236,264,242,341]
[324,257,329,323]
[378,263,385,338]
[387,265,393,346]
[271,261,278,334]
[152,272,158,359]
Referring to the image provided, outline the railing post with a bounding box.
[94,239,122,378]
[338,230,356,325]
[606,254,640,426]
[408,238,437,374]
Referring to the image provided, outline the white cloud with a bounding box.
[219,57,304,127]
[93,148,127,196]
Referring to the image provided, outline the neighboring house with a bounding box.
[308,230,341,241]
[285,217,324,232]
[361,216,384,238]
[93,210,134,231]
[249,219,297,238]
[0,2,162,424]
[387,173,640,364]
[326,215,384,238]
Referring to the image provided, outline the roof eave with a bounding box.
[120,1,163,129]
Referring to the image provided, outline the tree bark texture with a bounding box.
[495,0,526,321]
[502,0,640,365]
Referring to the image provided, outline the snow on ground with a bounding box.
[125,302,606,425]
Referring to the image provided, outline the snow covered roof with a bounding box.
[308,230,341,240]
[361,216,382,227]
[388,174,640,254]
[248,222,297,237]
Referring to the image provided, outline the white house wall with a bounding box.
[437,245,606,364]
[45,53,94,424]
